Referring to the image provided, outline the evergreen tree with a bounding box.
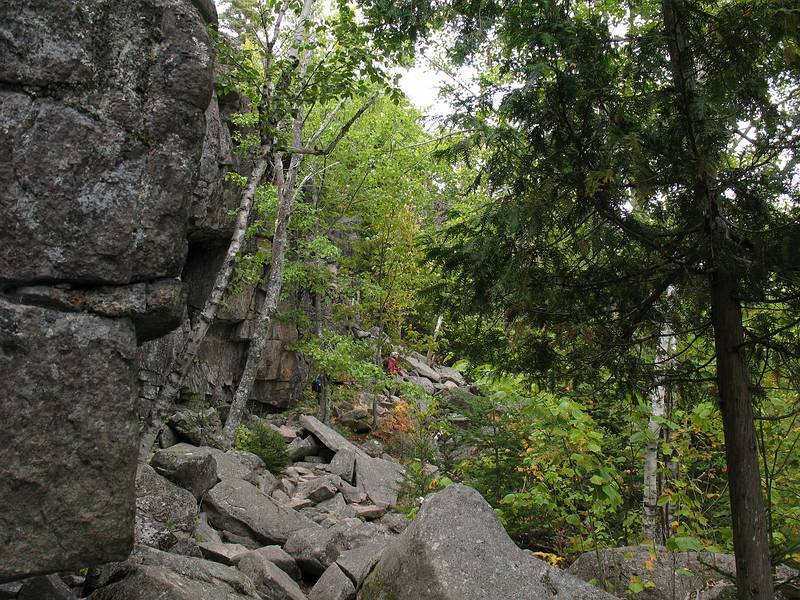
[377,0,800,597]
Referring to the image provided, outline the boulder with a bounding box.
[567,545,797,600]
[222,531,262,550]
[300,415,361,455]
[288,436,322,461]
[360,484,619,600]
[360,440,384,459]
[194,513,222,544]
[0,581,23,599]
[274,425,300,443]
[316,493,357,519]
[354,455,403,507]
[438,386,481,412]
[87,546,260,600]
[17,575,73,600]
[135,464,198,552]
[295,475,340,503]
[437,365,467,386]
[169,409,225,448]
[249,546,301,581]
[400,354,441,383]
[406,375,436,396]
[337,406,372,433]
[377,512,408,534]
[236,551,306,600]
[335,540,389,587]
[198,541,250,566]
[327,449,356,484]
[284,519,386,577]
[205,479,318,545]
[309,564,355,600]
[337,481,367,504]
[212,449,266,482]
[150,443,218,499]
[0,301,138,580]
[353,505,387,521]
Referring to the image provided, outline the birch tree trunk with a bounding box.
[138,155,270,461]
[642,309,676,544]
[221,0,317,444]
[222,150,302,443]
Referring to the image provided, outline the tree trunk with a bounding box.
[710,268,774,600]
[643,317,676,545]
[138,155,270,461]
[313,290,330,423]
[222,153,300,444]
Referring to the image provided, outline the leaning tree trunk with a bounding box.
[643,316,676,545]
[710,268,774,600]
[222,151,300,444]
[138,155,270,461]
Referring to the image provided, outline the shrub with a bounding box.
[234,422,290,473]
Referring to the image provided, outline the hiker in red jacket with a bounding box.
[386,351,405,376]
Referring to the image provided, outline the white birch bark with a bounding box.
[643,288,677,543]
[138,155,270,460]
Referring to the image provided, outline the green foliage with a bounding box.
[294,332,389,390]
[234,422,290,473]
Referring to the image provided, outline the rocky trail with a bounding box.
[4,391,789,600]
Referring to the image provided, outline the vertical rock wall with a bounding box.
[0,0,215,581]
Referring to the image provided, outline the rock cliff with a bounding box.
[0,0,216,580]
[1,0,309,581]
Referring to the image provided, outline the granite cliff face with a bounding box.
[0,0,216,581]
[1,0,307,581]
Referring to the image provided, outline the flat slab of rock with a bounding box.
[249,546,301,581]
[308,563,355,600]
[198,541,250,565]
[300,415,361,455]
[236,551,306,600]
[150,443,218,499]
[360,484,619,600]
[437,365,466,386]
[135,464,198,551]
[88,546,259,600]
[355,454,402,507]
[400,354,441,382]
[205,478,318,545]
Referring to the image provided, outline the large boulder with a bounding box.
[0,300,138,581]
[284,519,386,577]
[360,484,619,600]
[567,545,797,600]
[354,455,403,508]
[309,563,355,600]
[135,464,198,552]
[150,443,219,499]
[87,546,260,600]
[236,551,307,600]
[205,479,319,545]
